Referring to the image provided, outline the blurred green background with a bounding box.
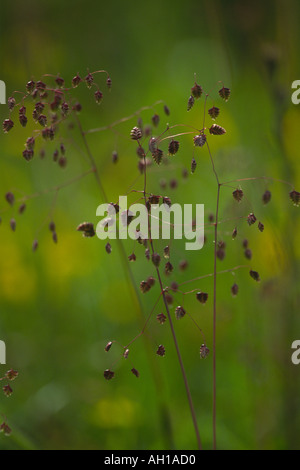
[0,0,300,450]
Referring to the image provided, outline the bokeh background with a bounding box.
[0,0,300,450]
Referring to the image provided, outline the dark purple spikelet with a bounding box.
[105,242,112,254]
[258,221,265,232]
[149,137,157,153]
[52,232,58,244]
[187,95,195,111]
[157,312,167,324]
[191,82,203,99]
[55,75,65,88]
[218,86,231,101]
[26,137,35,150]
[209,124,226,135]
[165,261,174,275]
[26,80,35,93]
[18,203,26,214]
[196,292,208,304]
[163,245,170,259]
[0,422,12,436]
[128,253,136,262]
[151,252,160,268]
[2,384,13,397]
[152,148,163,165]
[140,280,151,294]
[130,126,142,140]
[94,90,103,104]
[61,102,69,116]
[76,222,96,237]
[104,341,113,352]
[289,190,300,207]
[156,345,166,357]
[232,227,238,239]
[262,190,272,205]
[106,76,112,89]
[244,248,252,260]
[23,149,34,161]
[103,369,115,380]
[168,140,180,156]
[191,157,197,174]
[193,134,207,147]
[164,104,170,116]
[231,283,239,297]
[32,240,38,252]
[131,368,140,378]
[36,80,46,90]
[175,306,186,320]
[3,118,14,133]
[72,74,81,88]
[247,213,257,226]
[152,114,160,127]
[208,106,220,120]
[5,192,15,206]
[200,344,210,359]
[250,270,261,282]
[233,188,244,202]
[7,97,16,110]
[5,369,18,381]
[85,73,94,88]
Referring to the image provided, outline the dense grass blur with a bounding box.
[0,0,300,450]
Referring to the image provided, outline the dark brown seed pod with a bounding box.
[130,126,142,140]
[26,137,35,150]
[193,134,206,147]
[157,313,167,324]
[94,90,103,104]
[152,114,160,127]
[5,369,18,381]
[208,106,220,120]
[128,253,136,262]
[38,114,47,127]
[103,369,115,380]
[289,190,300,207]
[179,260,188,271]
[243,239,249,248]
[26,80,35,93]
[147,276,155,287]
[250,270,260,282]
[3,119,14,133]
[104,341,113,352]
[152,148,163,165]
[244,248,252,260]
[163,245,170,259]
[152,253,161,267]
[165,261,174,275]
[106,76,112,89]
[191,82,203,99]
[258,222,265,232]
[55,76,65,88]
[232,227,238,239]
[19,114,28,127]
[191,157,197,174]
[145,248,150,260]
[231,283,239,297]
[170,281,179,292]
[7,97,16,110]
[262,190,272,205]
[72,74,81,88]
[23,149,34,161]
[168,140,180,156]
[18,203,26,214]
[200,344,210,359]
[217,248,225,261]
[175,306,186,319]
[218,86,231,101]
[0,422,12,436]
[52,232,58,244]
[105,242,112,254]
[164,104,170,116]
[123,349,130,359]
[61,102,69,116]
[232,189,244,202]
[32,240,38,252]
[149,137,157,153]
[196,292,208,304]
[2,384,13,397]
[156,345,166,357]
[10,218,16,232]
[247,213,257,226]
[36,81,46,90]
[85,73,94,88]
[76,222,96,237]
[187,95,195,111]
[209,124,226,135]
[140,280,151,293]
[5,192,14,206]
[131,368,140,378]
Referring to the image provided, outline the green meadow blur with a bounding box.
[0,0,300,450]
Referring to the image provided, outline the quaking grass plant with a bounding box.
[1,71,299,449]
